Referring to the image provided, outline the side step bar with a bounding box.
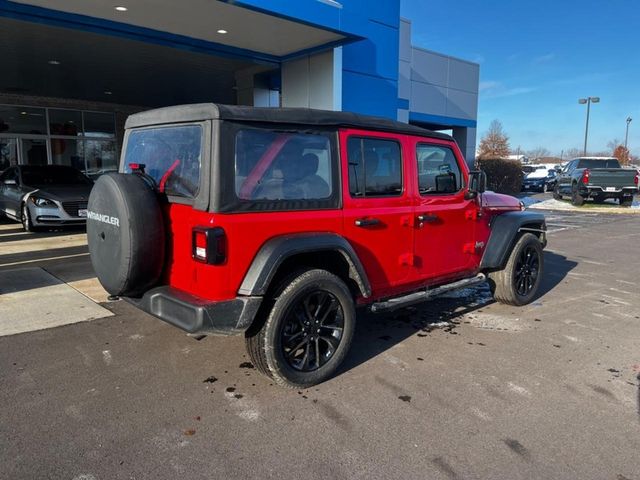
[370,273,486,313]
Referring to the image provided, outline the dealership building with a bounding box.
[0,0,479,175]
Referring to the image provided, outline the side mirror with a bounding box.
[3,179,17,186]
[465,170,486,199]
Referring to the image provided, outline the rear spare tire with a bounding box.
[87,173,165,297]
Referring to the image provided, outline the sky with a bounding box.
[400,0,640,158]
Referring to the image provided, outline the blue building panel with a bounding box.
[342,70,398,119]
[342,23,400,81]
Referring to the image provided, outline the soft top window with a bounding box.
[235,129,333,201]
[124,124,202,199]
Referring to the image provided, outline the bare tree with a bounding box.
[527,147,550,161]
[564,148,585,159]
[607,139,622,152]
[477,120,510,159]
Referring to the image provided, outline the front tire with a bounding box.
[487,233,544,306]
[21,204,38,232]
[553,185,562,200]
[245,269,356,389]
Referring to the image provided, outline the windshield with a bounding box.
[124,124,202,198]
[21,166,92,186]
[577,159,621,169]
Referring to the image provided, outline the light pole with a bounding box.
[624,116,632,150]
[578,97,600,156]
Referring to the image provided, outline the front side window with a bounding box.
[235,129,333,201]
[124,124,202,199]
[347,137,402,197]
[416,144,463,195]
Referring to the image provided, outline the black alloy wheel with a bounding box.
[514,245,540,296]
[281,290,344,372]
[245,268,356,388]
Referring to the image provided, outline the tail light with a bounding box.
[192,227,226,265]
[634,171,639,186]
[581,169,590,184]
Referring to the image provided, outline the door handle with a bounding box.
[355,218,381,227]
[417,214,438,223]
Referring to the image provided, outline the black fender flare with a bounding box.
[480,211,546,270]
[238,233,371,298]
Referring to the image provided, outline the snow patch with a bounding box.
[507,382,532,397]
[101,350,112,365]
[466,313,527,332]
[528,197,640,213]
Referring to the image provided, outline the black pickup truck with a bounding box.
[554,157,639,206]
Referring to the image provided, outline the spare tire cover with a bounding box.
[87,173,165,297]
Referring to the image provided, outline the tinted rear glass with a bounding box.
[21,166,92,186]
[577,159,620,169]
[124,125,202,198]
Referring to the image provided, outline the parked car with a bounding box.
[86,104,547,388]
[554,157,639,206]
[0,165,93,231]
[522,166,557,192]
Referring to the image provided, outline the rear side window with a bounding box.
[124,124,202,198]
[347,137,402,197]
[416,144,463,194]
[235,129,333,201]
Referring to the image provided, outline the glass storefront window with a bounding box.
[83,139,117,178]
[83,111,115,138]
[0,138,18,171]
[49,109,82,136]
[0,105,117,176]
[51,138,84,170]
[0,105,47,135]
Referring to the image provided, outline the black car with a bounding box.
[522,168,557,193]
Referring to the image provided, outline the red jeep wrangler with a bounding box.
[87,104,546,388]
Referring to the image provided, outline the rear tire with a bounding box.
[487,233,543,306]
[620,196,633,207]
[553,185,562,200]
[245,269,355,389]
[571,184,585,206]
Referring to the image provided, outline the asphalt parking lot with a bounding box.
[1,198,639,480]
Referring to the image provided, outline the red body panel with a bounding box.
[407,135,480,284]
[339,129,415,298]
[162,129,521,303]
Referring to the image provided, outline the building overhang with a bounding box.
[1,0,360,63]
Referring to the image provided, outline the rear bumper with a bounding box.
[581,186,637,197]
[125,286,262,335]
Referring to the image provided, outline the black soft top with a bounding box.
[125,103,452,141]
